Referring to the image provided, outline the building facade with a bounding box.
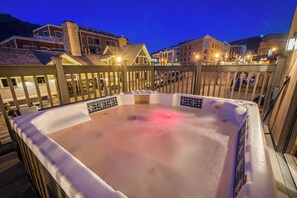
[151,46,179,65]
[229,45,247,60]
[257,33,288,57]
[178,35,230,65]
[0,21,128,56]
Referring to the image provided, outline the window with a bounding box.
[89,46,101,54]
[43,30,49,36]
[106,40,116,46]
[40,47,49,51]
[144,57,147,64]
[204,49,208,54]
[37,76,45,84]
[204,56,207,60]
[87,37,100,46]
[189,46,191,50]
[51,48,64,52]
[23,45,37,50]
[135,57,139,64]
[55,31,63,38]
[1,78,17,87]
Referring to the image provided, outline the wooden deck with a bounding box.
[0,152,38,198]
[0,125,11,145]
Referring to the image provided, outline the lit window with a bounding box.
[37,76,45,84]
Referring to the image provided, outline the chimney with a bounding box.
[62,21,81,56]
[118,37,128,47]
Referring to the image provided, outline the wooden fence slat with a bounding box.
[71,74,77,102]
[244,72,252,100]
[78,73,85,100]
[85,73,91,99]
[251,72,260,100]
[33,75,43,109]
[230,72,237,99]
[20,76,32,107]
[91,73,97,98]
[44,75,53,107]
[7,77,20,110]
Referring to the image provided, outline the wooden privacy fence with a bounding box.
[0,56,286,136]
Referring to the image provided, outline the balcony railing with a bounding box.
[0,56,286,143]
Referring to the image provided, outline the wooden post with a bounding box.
[122,66,128,93]
[52,57,69,104]
[194,62,202,95]
[263,55,286,120]
[151,66,156,91]
[0,94,16,142]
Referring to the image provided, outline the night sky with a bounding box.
[0,0,296,53]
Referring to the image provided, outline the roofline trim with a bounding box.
[1,36,64,45]
[131,44,152,64]
[33,24,62,32]
[0,36,14,45]
[79,29,120,40]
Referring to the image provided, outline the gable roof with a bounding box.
[103,44,151,65]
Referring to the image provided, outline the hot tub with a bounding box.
[12,91,276,198]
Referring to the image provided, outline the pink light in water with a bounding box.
[166,113,171,117]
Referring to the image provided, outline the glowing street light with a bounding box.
[116,56,122,63]
[215,53,219,58]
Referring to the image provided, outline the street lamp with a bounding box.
[116,56,122,65]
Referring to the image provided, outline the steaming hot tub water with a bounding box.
[12,92,276,198]
[49,105,236,198]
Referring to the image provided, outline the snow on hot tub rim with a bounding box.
[12,92,276,198]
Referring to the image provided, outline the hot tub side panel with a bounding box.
[12,111,127,198]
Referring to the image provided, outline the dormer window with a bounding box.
[43,30,49,37]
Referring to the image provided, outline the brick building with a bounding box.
[178,35,230,65]
[0,20,128,56]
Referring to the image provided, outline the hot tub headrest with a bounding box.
[202,98,248,127]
